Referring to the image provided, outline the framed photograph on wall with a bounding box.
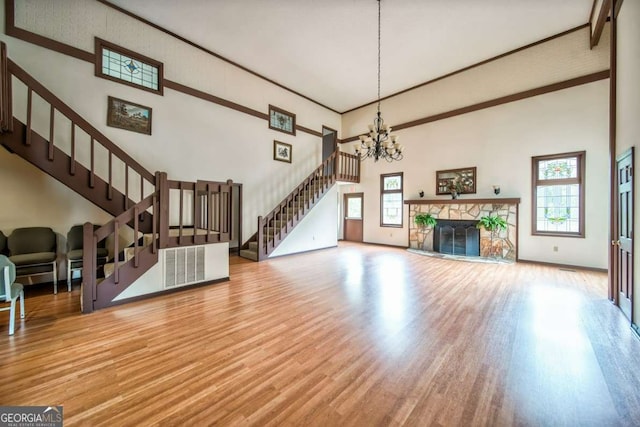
[273,140,292,163]
[268,104,296,135]
[107,96,152,135]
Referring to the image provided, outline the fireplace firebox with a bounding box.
[433,220,480,256]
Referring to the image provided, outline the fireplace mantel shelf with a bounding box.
[404,197,520,205]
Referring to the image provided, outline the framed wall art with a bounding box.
[436,167,476,195]
[273,140,292,163]
[268,104,296,135]
[107,96,152,135]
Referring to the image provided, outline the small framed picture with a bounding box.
[273,140,292,163]
[268,104,296,135]
[107,96,152,135]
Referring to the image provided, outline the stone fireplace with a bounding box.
[405,198,520,261]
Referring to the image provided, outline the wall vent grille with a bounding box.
[164,247,205,288]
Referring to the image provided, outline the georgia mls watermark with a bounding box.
[0,406,63,427]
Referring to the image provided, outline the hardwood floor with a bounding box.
[1,242,640,426]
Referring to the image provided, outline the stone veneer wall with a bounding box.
[408,202,518,261]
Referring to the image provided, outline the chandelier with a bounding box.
[354,0,403,162]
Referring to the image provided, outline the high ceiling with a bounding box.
[106,0,594,113]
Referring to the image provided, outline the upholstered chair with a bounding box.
[0,255,26,335]
[7,227,58,293]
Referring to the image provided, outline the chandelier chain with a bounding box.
[377,0,381,114]
[353,0,403,163]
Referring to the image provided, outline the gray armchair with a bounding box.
[8,227,58,293]
[67,225,108,292]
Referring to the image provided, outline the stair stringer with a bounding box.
[93,244,159,310]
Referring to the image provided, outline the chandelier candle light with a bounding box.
[354,0,404,162]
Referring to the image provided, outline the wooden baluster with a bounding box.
[107,151,113,200]
[257,216,264,261]
[207,182,214,242]
[133,207,139,268]
[140,175,145,201]
[48,105,54,160]
[190,183,195,245]
[152,193,158,254]
[179,181,184,245]
[25,88,32,145]
[156,172,169,249]
[113,220,119,284]
[124,166,129,210]
[89,137,95,188]
[69,124,76,175]
[81,222,95,314]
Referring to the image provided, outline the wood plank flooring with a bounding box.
[1,242,640,426]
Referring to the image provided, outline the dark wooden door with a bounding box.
[616,148,634,321]
[344,193,363,242]
[322,126,337,177]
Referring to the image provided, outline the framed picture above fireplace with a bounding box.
[436,167,476,195]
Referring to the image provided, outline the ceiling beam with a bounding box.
[591,0,612,48]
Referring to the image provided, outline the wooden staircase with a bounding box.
[0,44,232,313]
[240,151,360,261]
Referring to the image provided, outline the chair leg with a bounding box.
[19,290,25,318]
[53,261,58,294]
[9,299,16,335]
[67,262,71,292]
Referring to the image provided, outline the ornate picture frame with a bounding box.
[268,104,296,136]
[273,140,292,163]
[436,167,476,195]
[107,96,152,135]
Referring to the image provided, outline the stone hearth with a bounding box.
[405,198,520,261]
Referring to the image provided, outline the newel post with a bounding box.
[156,171,169,249]
[81,222,95,314]
[257,216,264,261]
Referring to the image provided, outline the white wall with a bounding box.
[342,27,610,269]
[615,1,640,320]
[113,242,229,301]
[270,186,339,257]
[0,0,341,250]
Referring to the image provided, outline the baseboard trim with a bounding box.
[632,323,640,342]
[105,277,230,309]
[266,245,339,260]
[517,258,607,273]
[362,241,409,249]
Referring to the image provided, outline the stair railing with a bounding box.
[7,58,156,211]
[336,151,360,183]
[253,150,360,260]
[82,191,159,313]
[162,178,233,248]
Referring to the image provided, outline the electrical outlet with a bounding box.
[553,246,558,252]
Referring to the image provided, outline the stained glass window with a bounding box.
[96,39,163,94]
[268,105,296,135]
[381,173,403,227]
[532,152,585,237]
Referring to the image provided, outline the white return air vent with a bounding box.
[164,246,205,289]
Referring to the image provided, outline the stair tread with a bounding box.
[239,249,258,262]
